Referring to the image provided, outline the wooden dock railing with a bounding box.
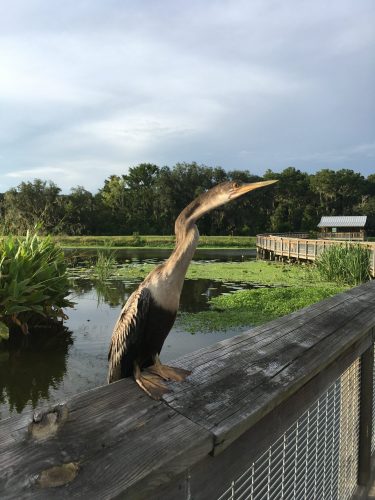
[257,234,375,277]
[1,281,375,499]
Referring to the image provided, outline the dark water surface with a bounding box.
[65,247,255,266]
[0,249,256,420]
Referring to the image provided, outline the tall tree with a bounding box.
[59,186,95,235]
[2,179,62,234]
[98,175,129,234]
[265,167,314,232]
[123,164,160,234]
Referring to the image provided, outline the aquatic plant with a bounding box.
[180,284,346,332]
[316,244,371,286]
[93,248,117,281]
[0,231,74,340]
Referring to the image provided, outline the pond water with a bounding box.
[0,249,257,420]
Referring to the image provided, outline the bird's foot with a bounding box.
[146,363,191,382]
[134,371,170,400]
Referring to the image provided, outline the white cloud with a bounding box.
[0,0,374,192]
[5,167,68,178]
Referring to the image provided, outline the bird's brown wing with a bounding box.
[107,286,151,383]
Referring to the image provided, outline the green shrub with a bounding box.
[0,232,74,339]
[316,244,371,286]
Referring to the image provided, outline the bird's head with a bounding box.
[209,179,278,203]
[182,179,278,224]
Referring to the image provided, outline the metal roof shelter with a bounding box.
[317,216,367,228]
[317,216,367,240]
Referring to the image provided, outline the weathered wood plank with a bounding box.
[166,282,375,401]
[0,379,213,499]
[1,281,375,498]
[172,280,375,371]
[164,281,375,453]
[159,333,373,500]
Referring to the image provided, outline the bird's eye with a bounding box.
[233,182,239,189]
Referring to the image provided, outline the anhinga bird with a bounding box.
[108,179,277,399]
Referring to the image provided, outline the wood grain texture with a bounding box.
[1,281,375,498]
[158,333,373,500]
[164,281,375,453]
[0,379,212,499]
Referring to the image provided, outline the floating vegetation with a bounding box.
[180,284,346,332]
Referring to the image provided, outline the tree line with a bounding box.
[1,163,374,236]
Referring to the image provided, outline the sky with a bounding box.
[0,0,374,193]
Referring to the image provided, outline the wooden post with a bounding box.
[358,338,374,487]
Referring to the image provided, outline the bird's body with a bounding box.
[108,179,277,398]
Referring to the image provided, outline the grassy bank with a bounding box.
[53,235,257,249]
[114,260,347,331]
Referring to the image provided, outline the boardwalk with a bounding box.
[1,281,375,499]
[257,234,375,277]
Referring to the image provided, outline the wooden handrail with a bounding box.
[1,282,375,499]
[257,234,375,277]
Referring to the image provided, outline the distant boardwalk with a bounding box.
[257,233,375,277]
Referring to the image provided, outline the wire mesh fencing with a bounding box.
[217,359,361,500]
[372,344,375,455]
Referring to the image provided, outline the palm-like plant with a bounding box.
[0,231,74,340]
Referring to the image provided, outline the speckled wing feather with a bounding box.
[107,286,151,383]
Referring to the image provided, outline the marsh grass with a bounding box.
[93,248,117,281]
[0,231,74,340]
[50,235,257,249]
[316,244,371,286]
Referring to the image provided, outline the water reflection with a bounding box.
[72,277,139,307]
[65,247,256,267]
[0,250,258,419]
[0,324,72,416]
[70,276,254,312]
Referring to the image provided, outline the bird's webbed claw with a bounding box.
[133,361,170,400]
[146,356,191,382]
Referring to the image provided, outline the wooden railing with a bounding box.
[318,231,365,241]
[257,234,375,277]
[1,282,375,499]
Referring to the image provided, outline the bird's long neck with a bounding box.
[163,202,200,285]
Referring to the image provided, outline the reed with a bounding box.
[316,244,371,286]
[48,235,257,249]
[93,248,117,281]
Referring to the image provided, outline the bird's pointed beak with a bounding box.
[230,179,278,199]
